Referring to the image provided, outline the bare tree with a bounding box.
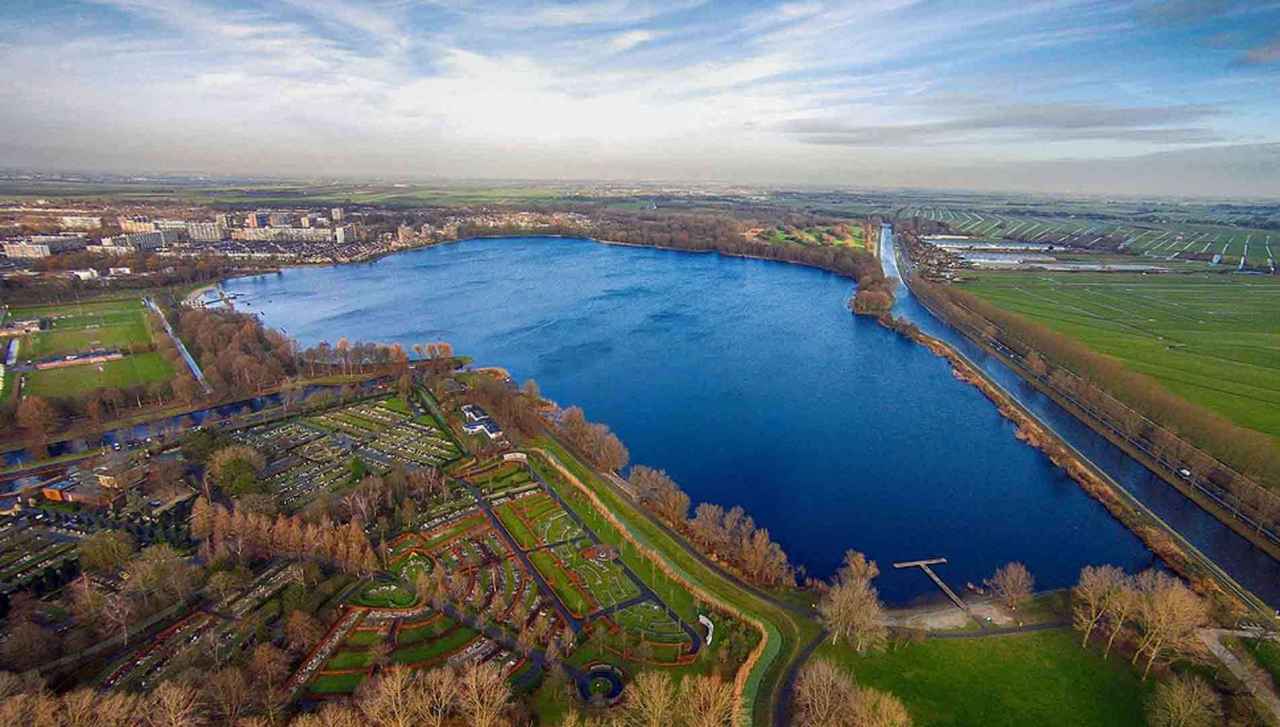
[678,674,736,727]
[145,681,205,727]
[1131,571,1208,679]
[1101,577,1139,659]
[457,660,510,727]
[986,562,1034,611]
[623,670,679,727]
[794,658,858,726]
[1146,674,1221,727]
[419,666,458,727]
[1072,565,1126,646]
[817,551,887,653]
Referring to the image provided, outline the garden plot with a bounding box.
[469,461,534,494]
[609,601,691,645]
[549,542,641,612]
[494,492,583,551]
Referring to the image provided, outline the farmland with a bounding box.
[956,271,1280,440]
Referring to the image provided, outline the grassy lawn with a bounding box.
[391,625,478,664]
[1242,637,1280,688]
[308,671,365,694]
[325,649,373,671]
[819,629,1151,727]
[957,272,1280,440]
[350,581,417,608]
[25,351,174,398]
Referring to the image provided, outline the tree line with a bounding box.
[628,466,796,588]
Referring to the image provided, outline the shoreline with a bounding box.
[886,314,1270,617]
[212,231,1267,612]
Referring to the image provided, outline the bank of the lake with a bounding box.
[223,235,1158,605]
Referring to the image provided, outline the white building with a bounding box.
[186,222,227,242]
[335,224,355,244]
[3,235,88,258]
[60,215,102,231]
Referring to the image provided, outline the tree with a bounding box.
[1131,571,1208,679]
[204,667,251,724]
[145,680,205,727]
[818,551,887,653]
[1072,565,1125,647]
[17,396,59,451]
[1146,674,1221,727]
[78,529,137,573]
[678,674,735,727]
[986,562,1034,611]
[794,658,858,727]
[419,666,458,727]
[622,670,678,727]
[1102,578,1140,658]
[284,610,324,656]
[457,661,509,727]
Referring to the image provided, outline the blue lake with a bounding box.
[224,236,1181,604]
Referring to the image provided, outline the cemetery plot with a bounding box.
[232,420,324,457]
[468,461,535,495]
[0,526,77,591]
[609,601,689,644]
[494,491,583,550]
[302,400,462,467]
[549,542,641,612]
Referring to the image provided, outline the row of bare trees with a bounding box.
[190,497,378,576]
[557,406,630,472]
[626,466,796,588]
[1071,565,1209,679]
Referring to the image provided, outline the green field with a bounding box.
[1242,637,1280,688]
[25,351,174,398]
[958,272,1280,440]
[819,629,1151,727]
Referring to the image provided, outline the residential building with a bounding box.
[118,216,156,233]
[245,211,270,228]
[335,224,355,244]
[94,231,167,253]
[59,215,102,231]
[331,207,345,222]
[187,221,227,242]
[267,212,293,227]
[3,235,88,258]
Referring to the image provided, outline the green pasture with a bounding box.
[819,629,1151,727]
[958,271,1280,440]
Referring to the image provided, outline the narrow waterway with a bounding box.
[222,236,1160,605]
[880,224,1280,609]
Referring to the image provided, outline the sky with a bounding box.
[2,0,1279,196]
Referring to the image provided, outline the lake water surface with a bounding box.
[225,236,1159,604]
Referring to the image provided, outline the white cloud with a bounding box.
[608,30,656,52]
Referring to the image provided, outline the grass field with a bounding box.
[25,351,174,398]
[819,629,1151,727]
[958,272,1280,440]
[1242,637,1280,688]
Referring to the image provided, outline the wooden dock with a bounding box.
[893,558,968,612]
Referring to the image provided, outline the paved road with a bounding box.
[1200,628,1280,722]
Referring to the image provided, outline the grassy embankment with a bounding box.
[819,629,1152,727]
[957,272,1280,442]
[527,437,820,726]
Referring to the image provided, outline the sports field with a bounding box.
[958,272,1280,440]
[13,298,155,359]
[24,352,174,398]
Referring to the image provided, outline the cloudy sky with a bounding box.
[2,0,1279,195]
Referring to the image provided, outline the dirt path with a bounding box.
[1200,628,1280,721]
